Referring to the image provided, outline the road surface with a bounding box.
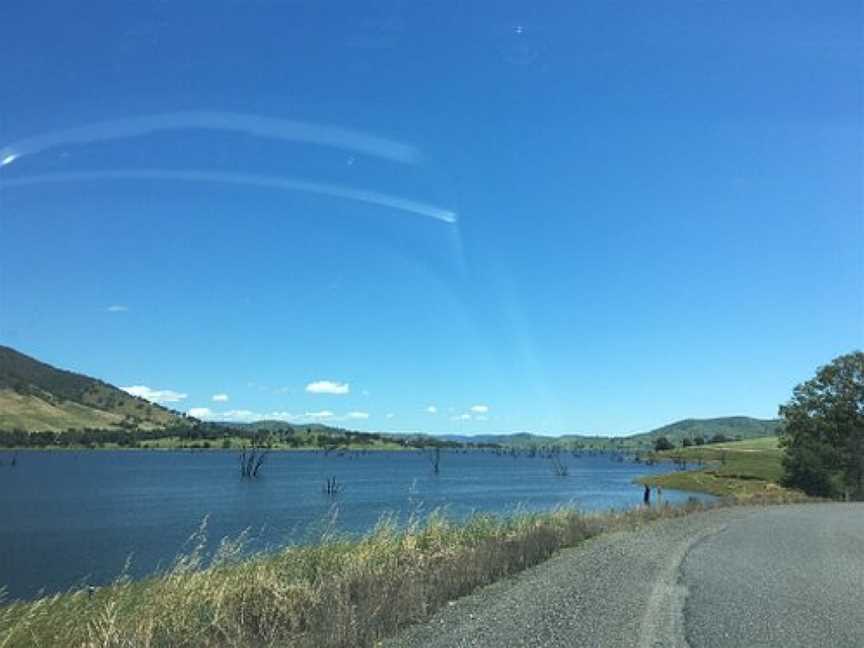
[382,504,864,648]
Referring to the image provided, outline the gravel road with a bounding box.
[381,504,864,648]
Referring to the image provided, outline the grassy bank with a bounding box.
[638,436,801,500]
[1,501,731,648]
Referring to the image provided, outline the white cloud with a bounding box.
[450,413,472,421]
[305,380,350,395]
[185,407,372,424]
[205,409,295,423]
[122,385,188,404]
[426,405,438,414]
[470,404,489,414]
[106,305,128,312]
[305,410,334,419]
[212,393,229,402]
[221,410,261,422]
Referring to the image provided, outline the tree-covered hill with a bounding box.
[0,345,185,432]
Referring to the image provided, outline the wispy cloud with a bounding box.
[475,415,488,422]
[426,405,438,414]
[122,385,187,403]
[211,393,229,402]
[188,407,213,418]
[0,111,420,167]
[470,404,490,414]
[385,413,395,419]
[450,413,472,421]
[106,305,128,312]
[1,171,457,224]
[346,411,370,420]
[306,380,350,395]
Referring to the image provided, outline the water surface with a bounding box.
[0,449,708,600]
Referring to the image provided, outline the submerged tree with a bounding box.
[550,455,568,477]
[779,351,864,499]
[239,448,268,479]
[429,447,441,474]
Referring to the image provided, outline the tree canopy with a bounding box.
[779,351,864,499]
[654,436,674,452]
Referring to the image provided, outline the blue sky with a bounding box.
[0,1,861,436]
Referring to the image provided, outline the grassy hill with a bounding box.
[627,416,781,447]
[0,345,185,432]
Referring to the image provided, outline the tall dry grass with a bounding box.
[0,498,744,648]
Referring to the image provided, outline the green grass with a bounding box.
[0,502,726,648]
[638,436,798,499]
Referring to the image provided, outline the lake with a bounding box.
[0,449,709,600]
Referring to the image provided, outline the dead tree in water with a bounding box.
[323,476,343,496]
[429,447,441,474]
[550,455,569,477]
[239,448,268,478]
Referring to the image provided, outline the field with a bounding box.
[638,436,794,499]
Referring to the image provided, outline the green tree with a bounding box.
[654,436,674,452]
[779,352,864,499]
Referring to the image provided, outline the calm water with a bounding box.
[0,449,709,600]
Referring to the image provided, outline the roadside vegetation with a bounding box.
[777,351,863,500]
[0,500,721,648]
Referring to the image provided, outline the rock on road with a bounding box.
[382,504,864,648]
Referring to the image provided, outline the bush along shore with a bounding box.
[0,493,812,648]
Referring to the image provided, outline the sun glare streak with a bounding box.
[0,169,458,224]
[0,111,420,166]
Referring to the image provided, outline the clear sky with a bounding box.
[1,1,861,436]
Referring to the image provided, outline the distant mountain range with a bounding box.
[0,345,184,432]
[438,417,781,448]
[0,345,782,445]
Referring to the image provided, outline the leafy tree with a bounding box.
[654,436,674,452]
[693,436,705,446]
[779,352,864,499]
[682,438,693,448]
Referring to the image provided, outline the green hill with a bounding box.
[628,416,781,447]
[0,345,185,432]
